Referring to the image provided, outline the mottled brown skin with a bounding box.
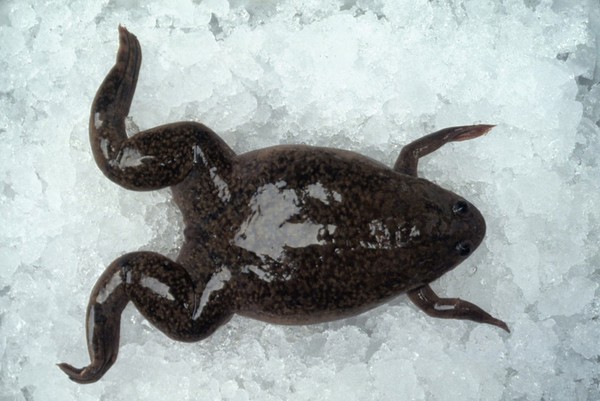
[58,27,508,384]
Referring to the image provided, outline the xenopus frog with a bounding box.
[59,27,508,384]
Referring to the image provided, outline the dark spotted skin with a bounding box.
[58,26,508,384]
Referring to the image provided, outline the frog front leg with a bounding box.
[408,285,509,332]
[393,125,494,176]
[58,252,233,383]
[90,26,235,191]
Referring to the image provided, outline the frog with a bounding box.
[58,26,508,384]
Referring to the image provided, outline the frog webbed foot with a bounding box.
[408,284,509,332]
[57,361,113,384]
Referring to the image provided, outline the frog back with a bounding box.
[224,146,484,323]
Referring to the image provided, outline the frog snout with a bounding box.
[469,209,487,246]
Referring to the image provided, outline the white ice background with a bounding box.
[1,0,600,400]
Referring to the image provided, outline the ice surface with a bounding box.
[1,0,599,400]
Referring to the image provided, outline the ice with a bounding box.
[1,0,600,400]
[570,320,600,359]
[537,275,598,318]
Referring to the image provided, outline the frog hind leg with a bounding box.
[58,252,233,384]
[408,284,509,332]
[90,26,236,191]
[393,125,494,176]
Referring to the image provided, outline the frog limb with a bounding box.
[57,257,128,383]
[58,252,232,383]
[407,284,509,332]
[89,27,235,191]
[394,125,494,176]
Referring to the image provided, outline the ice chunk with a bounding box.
[537,276,598,318]
[569,320,600,359]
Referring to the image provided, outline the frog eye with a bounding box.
[452,200,469,216]
[455,241,472,256]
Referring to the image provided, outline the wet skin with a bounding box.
[59,27,508,384]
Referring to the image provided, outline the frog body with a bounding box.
[59,27,508,384]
